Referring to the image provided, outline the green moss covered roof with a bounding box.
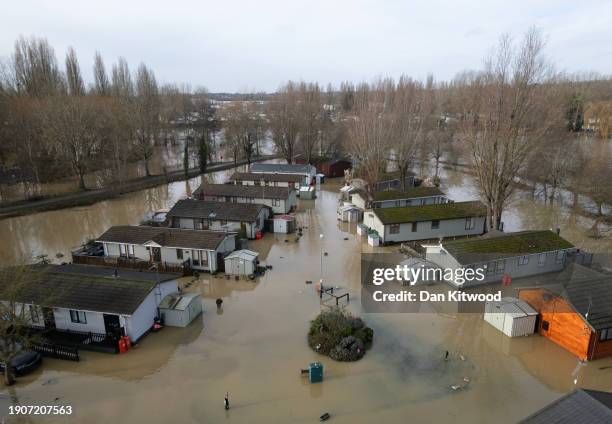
[372,186,445,201]
[443,230,575,264]
[373,201,486,224]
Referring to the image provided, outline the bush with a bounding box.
[307,310,374,362]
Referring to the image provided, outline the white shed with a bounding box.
[483,297,538,337]
[159,292,203,327]
[224,250,259,276]
[337,203,363,223]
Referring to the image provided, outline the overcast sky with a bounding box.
[2,0,611,92]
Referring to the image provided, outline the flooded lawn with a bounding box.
[1,170,611,423]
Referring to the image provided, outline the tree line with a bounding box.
[323,28,611,230]
[0,36,215,196]
[1,31,610,229]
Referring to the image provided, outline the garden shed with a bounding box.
[159,292,202,327]
[484,297,537,337]
[224,249,259,276]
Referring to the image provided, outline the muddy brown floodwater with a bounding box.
[0,165,611,423]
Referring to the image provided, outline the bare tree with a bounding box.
[134,64,160,176]
[65,47,84,97]
[11,36,63,97]
[345,82,391,198]
[92,52,110,96]
[47,96,99,189]
[267,82,300,163]
[296,82,323,163]
[456,28,562,230]
[389,76,433,191]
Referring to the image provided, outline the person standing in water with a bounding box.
[224,392,230,410]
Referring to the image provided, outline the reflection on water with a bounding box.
[0,171,611,423]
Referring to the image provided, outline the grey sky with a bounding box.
[2,0,611,92]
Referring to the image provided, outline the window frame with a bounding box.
[69,310,87,324]
[29,305,40,323]
[465,217,475,230]
[495,259,506,274]
[176,249,183,260]
[556,250,566,264]
[518,255,529,266]
[600,328,612,342]
[411,222,418,233]
[538,253,546,267]
[389,224,401,234]
[431,220,440,230]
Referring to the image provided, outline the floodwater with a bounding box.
[1,168,612,423]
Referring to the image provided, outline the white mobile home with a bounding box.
[353,187,448,209]
[168,199,271,239]
[194,183,297,214]
[229,172,302,190]
[0,264,180,343]
[250,163,317,187]
[96,226,236,273]
[424,230,579,287]
[363,201,487,244]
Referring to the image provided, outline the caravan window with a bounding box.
[389,224,400,234]
[600,328,612,342]
[538,253,546,267]
[177,249,183,260]
[518,255,529,266]
[70,310,87,324]
[465,217,475,230]
[556,250,566,264]
[431,220,440,230]
[495,260,505,274]
[29,305,40,323]
[119,244,127,257]
[272,198,280,207]
[128,244,135,257]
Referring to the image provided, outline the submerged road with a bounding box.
[0,155,278,220]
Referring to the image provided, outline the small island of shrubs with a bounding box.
[307,310,374,361]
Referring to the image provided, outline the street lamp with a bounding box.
[319,233,324,284]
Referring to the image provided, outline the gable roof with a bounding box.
[373,201,486,225]
[520,389,612,424]
[229,172,303,184]
[561,275,612,331]
[225,249,259,261]
[193,183,292,200]
[47,263,180,283]
[97,226,232,250]
[0,265,176,315]
[167,199,267,222]
[372,186,445,202]
[442,230,575,264]
[250,163,314,175]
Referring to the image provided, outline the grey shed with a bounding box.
[159,292,202,327]
[224,250,259,276]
